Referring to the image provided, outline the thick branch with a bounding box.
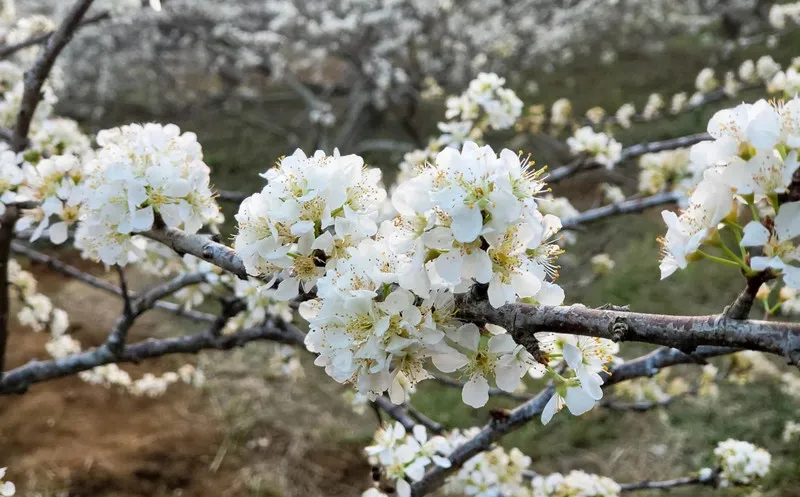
[11,0,96,152]
[0,207,19,375]
[455,294,800,363]
[143,227,249,280]
[11,241,215,323]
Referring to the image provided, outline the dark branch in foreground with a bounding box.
[455,293,800,364]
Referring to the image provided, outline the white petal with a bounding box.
[562,343,583,370]
[541,393,560,425]
[462,375,490,408]
[488,334,516,354]
[396,479,411,497]
[452,323,480,350]
[495,364,522,392]
[775,202,800,240]
[0,481,14,497]
[274,277,300,301]
[450,205,483,243]
[49,222,69,244]
[131,206,154,231]
[565,386,596,416]
[741,221,770,247]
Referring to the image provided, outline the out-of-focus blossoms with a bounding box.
[532,470,621,497]
[540,332,619,424]
[76,123,220,266]
[0,468,14,497]
[441,72,523,146]
[712,439,771,487]
[365,422,451,497]
[566,127,621,169]
[0,148,23,217]
[637,148,691,195]
[441,428,531,496]
[366,423,533,497]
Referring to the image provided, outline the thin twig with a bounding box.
[10,241,215,323]
[0,11,109,60]
[0,319,304,395]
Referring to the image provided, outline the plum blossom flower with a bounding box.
[740,202,800,287]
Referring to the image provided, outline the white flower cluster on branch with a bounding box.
[710,439,772,487]
[75,123,220,265]
[659,97,800,284]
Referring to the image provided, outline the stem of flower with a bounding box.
[697,250,741,268]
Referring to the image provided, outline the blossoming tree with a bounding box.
[1,0,800,496]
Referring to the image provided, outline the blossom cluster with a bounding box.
[711,439,772,487]
[531,470,621,497]
[234,140,578,410]
[535,332,619,424]
[75,123,220,265]
[234,148,385,300]
[8,259,69,335]
[440,72,523,147]
[365,423,533,497]
[659,97,800,286]
[566,127,622,169]
[637,148,691,195]
[441,427,531,496]
[78,362,205,397]
[16,154,86,244]
[364,422,451,497]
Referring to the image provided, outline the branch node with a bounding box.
[609,317,629,342]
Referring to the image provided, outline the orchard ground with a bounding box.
[3,24,800,497]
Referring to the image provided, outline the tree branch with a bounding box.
[143,227,249,280]
[105,273,207,355]
[455,293,800,363]
[0,319,304,395]
[620,475,704,492]
[0,11,109,60]
[11,0,97,152]
[0,206,19,375]
[10,241,216,323]
[562,191,680,229]
[548,133,710,184]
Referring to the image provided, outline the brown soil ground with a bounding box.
[0,255,371,497]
